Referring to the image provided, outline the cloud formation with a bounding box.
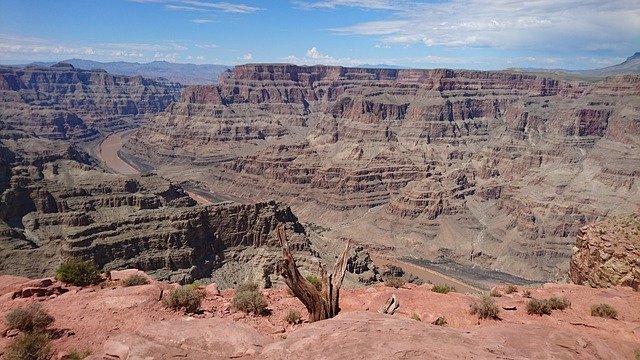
[132,0,263,13]
[324,0,639,53]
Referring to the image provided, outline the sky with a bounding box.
[0,0,638,70]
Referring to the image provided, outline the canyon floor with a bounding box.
[1,272,639,359]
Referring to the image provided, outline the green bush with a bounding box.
[470,295,500,320]
[505,285,518,294]
[5,304,54,333]
[284,309,302,324]
[306,275,323,292]
[4,332,53,360]
[121,274,149,287]
[162,287,204,313]
[232,288,267,315]
[490,288,502,297]
[55,258,100,286]
[590,303,617,319]
[527,298,552,316]
[431,284,455,294]
[184,280,204,290]
[384,277,405,288]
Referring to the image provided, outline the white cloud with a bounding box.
[0,34,193,62]
[195,43,219,49]
[328,0,640,52]
[295,0,399,10]
[241,52,253,61]
[191,19,215,23]
[131,0,263,14]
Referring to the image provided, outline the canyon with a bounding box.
[122,64,640,283]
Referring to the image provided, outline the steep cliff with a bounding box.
[0,63,182,139]
[124,64,640,282]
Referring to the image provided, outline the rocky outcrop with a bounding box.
[0,128,318,283]
[570,212,640,290]
[122,64,640,282]
[0,63,181,139]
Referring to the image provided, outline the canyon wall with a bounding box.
[0,63,182,140]
[124,64,640,281]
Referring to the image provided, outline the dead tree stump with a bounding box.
[277,224,350,322]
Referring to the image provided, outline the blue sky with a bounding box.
[0,0,638,70]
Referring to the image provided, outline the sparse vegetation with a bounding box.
[162,287,204,313]
[433,316,447,326]
[527,298,552,316]
[490,288,502,297]
[61,349,92,360]
[410,312,421,321]
[470,295,500,320]
[431,284,455,294]
[184,280,204,290]
[505,285,518,294]
[526,296,570,316]
[284,309,302,324]
[233,282,267,315]
[306,222,331,234]
[635,348,640,360]
[5,304,54,333]
[590,303,617,319]
[306,275,323,292]
[121,274,149,287]
[384,276,405,288]
[4,332,53,360]
[547,296,571,310]
[55,258,100,286]
[522,289,532,298]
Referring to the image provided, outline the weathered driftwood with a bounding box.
[277,224,350,322]
[378,293,399,315]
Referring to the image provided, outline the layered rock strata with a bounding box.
[125,64,640,281]
[0,63,181,140]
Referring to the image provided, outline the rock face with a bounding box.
[124,64,640,282]
[570,211,640,290]
[0,63,182,139]
[0,130,316,284]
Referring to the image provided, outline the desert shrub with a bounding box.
[431,284,455,294]
[410,312,421,321]
[384,277,405,288]
[489,288,502,297]
[547,297,571,310]
[522,289,532,298]
[55,258,100,286]
[433,316,447,326]
[61,349,92,360]
[184,280,204,290]
[5,304,54,333]
[162,287,204,313]
[635,348,640,360]
[527,298,552,316]
[4,332,53,360]
[305,275,323,292]
[470,295,500,320]
[121,274,149,287]
[590,303,617,319]
[505,285,518,294]
[232,289,267,315]
[236,282,259,293]
[284,309,302,324]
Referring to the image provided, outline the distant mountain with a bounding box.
[30,59,231,85]
[576,52,640,77]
